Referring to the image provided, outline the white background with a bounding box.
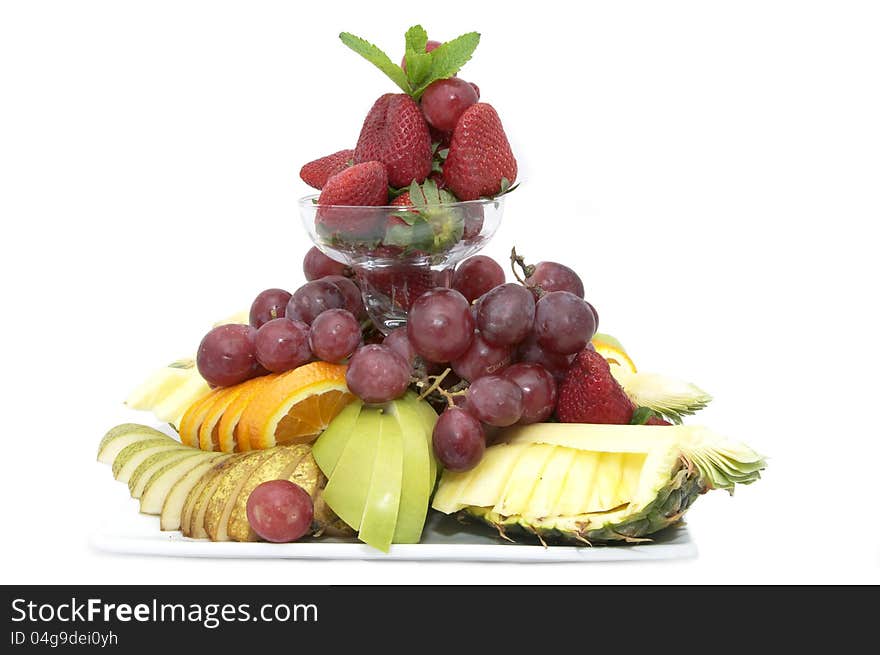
[1,0,878,584]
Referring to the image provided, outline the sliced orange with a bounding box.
[217,374,279,453]
[178,389,225,447]
[197,382,254,452]
[591,333,637,375]
[238,362,354,450]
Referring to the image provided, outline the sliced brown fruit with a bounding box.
[202,450,277,541]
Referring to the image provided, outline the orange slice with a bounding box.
[197,382,254,452]
[217,374,279,453]
[238,362,354,450]
[178,389,225,447]
[591,333,637,375]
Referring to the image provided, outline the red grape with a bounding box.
[533,291,597,354]
[345,344,411,404]
[255,318,312,373]
[466,375,523,427]
[407,288,475,363]
[501,363,557,424]
[383,328,416,366]
[249,288,292,329]
[286,279,346,325]
[303,246,349,281]
[420,78,479,132]
[476,283,535,346]
[246,480,314,543]
[470,82,480,99]
[452,255,505,303]
[197,324,259,387]
[432,407,485,471]
[323,274,365,319]
[516,332,575,381]
[308,309,361,363]
[586,301,599,330]
[451,332,512,382]
[526,261,585,298]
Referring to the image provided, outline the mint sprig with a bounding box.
[340,26,480,100]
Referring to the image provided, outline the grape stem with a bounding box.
[510,246,535,286]
[413,367,468,408]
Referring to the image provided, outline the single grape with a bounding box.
[470,82,480,99]
[286,279,346,325]
[383,328,416,366]
[407,288,475,362]
[303,246,348,281]
[451,332,512,382]
[516,332,575,382]
[452,255,505,303]
[432,407,485,472]
[466,375,523,427]
[533,291,597,355]
[323,274,365,319]
[420,78,480,132]
[308,309,361,363]
[345,344,411,404]
[254,317,312,373]
[586,300,599,330]
[197,324,259,387]
[249,288,292,329]
[476,283,535,346]
[525,261,585,298]
[501,363,558,424]
[246,480,314,543]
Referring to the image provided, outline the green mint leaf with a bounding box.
[339,32,411,94]
[405,52,433,87]
[412,32,480,98]
[405,25,428,56]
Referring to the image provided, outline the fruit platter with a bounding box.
[96,26,765,559]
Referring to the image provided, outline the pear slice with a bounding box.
[358,414,403,552]
[387,397,432,544]
[312,399,363,477]
[203,449,277,541]
[181,456,241,537]
[160,455,232,530]
[112,440,185,484]
[128,450,202,499]
[321,410,382,532]
[97,424,173,464]
[140,451,222,514]
[226,444,311,542]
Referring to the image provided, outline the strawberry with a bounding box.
[556,348,636,424]
[315,161,389,241]
[300,149,354,189]
[443,103,517,201]
[354,94,433,188]
[646,416,673,426]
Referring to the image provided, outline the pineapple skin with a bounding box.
[458,462,706,545]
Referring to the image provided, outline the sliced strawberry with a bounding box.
[444,103,517,201]
[354,94,433,188]
[299,149,354,190]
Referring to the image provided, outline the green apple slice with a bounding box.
[128,450,202,499]
[387,398,431,544]
[204,449,276,541]
[140,452,223,515]
[98,424,174,464]
[112,440,185,483]
[405,392,439,483]
[160,455,233,531]
[322,410,382,532]
[312,399,363,477]
[358,413,403,552]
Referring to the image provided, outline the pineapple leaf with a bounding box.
[339,32,411,94]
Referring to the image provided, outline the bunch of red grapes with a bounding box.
[196,246,597,475]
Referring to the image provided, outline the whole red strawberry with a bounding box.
[443,103,517,201]
[300,149,354,189]
[354,94,433,188]
[315,161,389,241]
[556,348,636,424]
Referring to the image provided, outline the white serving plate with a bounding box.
[90,498,696,563]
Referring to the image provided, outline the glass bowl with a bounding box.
[298,194,504,333]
